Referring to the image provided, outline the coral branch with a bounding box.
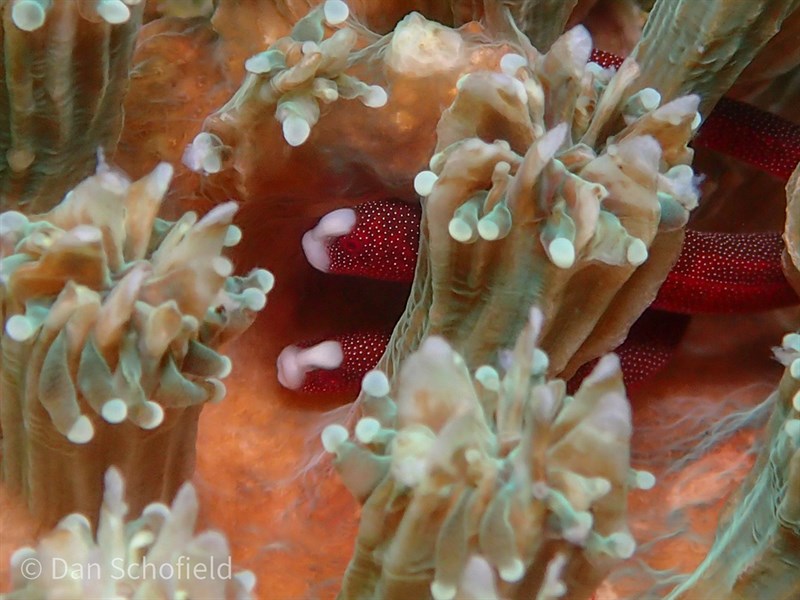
[628,0,800,115]
[327,309,651,599]
[1,0,144,211]
[0,159,271,526]
[5,467,255,599]
[665,331,800,599]
[381,23,699,383]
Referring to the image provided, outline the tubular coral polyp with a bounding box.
[0,159,271,526]
[325,309,651,600]
[376,22,700,382]
[4,467,256,599]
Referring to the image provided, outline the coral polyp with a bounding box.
[0,159,271,526]
[326,309,652,599]
[1,0,799,598]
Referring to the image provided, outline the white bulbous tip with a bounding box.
[499,52,527,76]
[283,115,311,147]
[0,210,29,235]
[362,85,388,108]
[498,558,525,583]
[5,315,36,342]
[67,415,95,444]
[793,391,800,413]
[790,358,800,379]
[532,348,549,375]
[10,547,37,568]
[242,288,267,311]
[300,232,329,272]
[101,398,128,424]
[234,570,257,593]
[57,513,92,533]
[430,581,457,600]
[254,269,275,293]
[785,418,800,437]
[691,111,702,131]
[448,218,473,242]
[782,333,800,352]
[626,238,648,265]
[97,0,131,24]
[475,365,500,391]
[323,0,349,25]
[321,424,349,453]
[477,219,499,240]
[355,417,381,443]
[302,208,357,272]
[209,379,226,403]
[183,133,223,174]
[11,0,48,31]
[276,341,343,389]
[142,502,171,519]
[224,225,242,247]
[217,355,233,379]
[212,256,234,278]
[361,369,390,397]
[413,170,438,197]
[633,469,656,490]
[548,237,575,269]
[639,88,661,111]
[139,401,165,430]
[609,532,636,559]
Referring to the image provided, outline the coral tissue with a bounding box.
[0,159,271,526]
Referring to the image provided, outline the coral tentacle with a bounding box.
[589,49,800,182]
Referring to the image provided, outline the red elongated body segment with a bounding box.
[652,229,799,314]
[568,310,690,393]
[276,331,390,394]
[694,97,800,181]
[302,199,420,282]
[589,48,624,69]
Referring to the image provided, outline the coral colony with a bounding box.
[0,0,798,599]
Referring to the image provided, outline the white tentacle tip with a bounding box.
[499,52,527,76]
[355,417,381,444]
[11,0,49,31]
[67,415,95,444]
[5,315,36,342]
[626,238,648,265]
[282,115,311,147]
[323,0,349,25]
[361,369,390,397]
[101,399,128,424]
[321,424,349,453]
[362,85,388,108]
[413,170,438,197]
[498,558,525,583]
[97,0,131,24]
[548,237,576,269]
[139,401,165,430]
